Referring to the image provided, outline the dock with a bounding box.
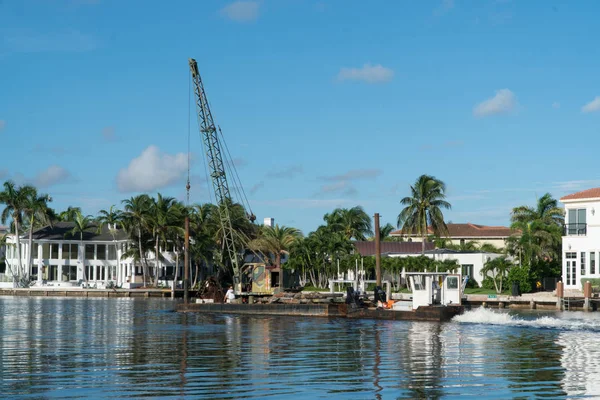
[0,288,196,298]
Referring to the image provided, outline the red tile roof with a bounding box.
[560,188,600,202]
[353,241,435,257]
[391,223,514,238]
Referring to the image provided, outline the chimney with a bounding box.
[263,217,274,227]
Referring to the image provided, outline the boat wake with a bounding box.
[453,307,600,332]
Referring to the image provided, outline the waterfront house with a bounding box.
[560,188,600,290]
[352,241,503,287]
[390,223,515,250]
[1,222,182,289]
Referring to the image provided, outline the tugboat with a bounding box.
[344,272,466,322]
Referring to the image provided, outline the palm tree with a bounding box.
[67,210,95,286]
[324,206,372,240]
[122,195,153,286]
[481,256,512,294]
[397,175,451,255]
[150,194,184,287]
[0,181,30,280]
[507,193,564,266]
[58,206,82,222]
[96,205,123,282]
[249,224,303,291]
[22,187,53,278]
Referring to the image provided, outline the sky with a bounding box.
[1,0,600,235]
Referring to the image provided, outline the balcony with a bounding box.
[564,223,587,236]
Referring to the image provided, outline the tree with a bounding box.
[58,206,82,222]
[507,193,564,267]
[122,195,153,286]
[397,175,451,255]
[149,194,183,287]
[324,206,373,240]
[0,181,30,281]
[249,224,303,291]
[22,187,53,279]
[481,256,512,294]
[96,205,123,282]
[67,210,95,286]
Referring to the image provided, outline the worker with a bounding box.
[224,286,235,304]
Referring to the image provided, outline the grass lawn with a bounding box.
[464,288,510,295]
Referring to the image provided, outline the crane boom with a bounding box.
[189,58,241,289]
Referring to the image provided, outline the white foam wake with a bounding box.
[453,307,600,332]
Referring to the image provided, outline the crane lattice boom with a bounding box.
[189,58,241,288]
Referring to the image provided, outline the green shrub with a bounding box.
[581,278,600,288]
[507,265,532,293]
[465,277,480,289]
[481,277,496,290]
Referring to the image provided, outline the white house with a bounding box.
[560,188,600,290]
[1,222,183,289]
[390,223,516,250]
[352,241,503,287]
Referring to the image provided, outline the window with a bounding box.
[31,266,37,280]
[0,262,5,274]
[70,244,78,259]
[51,244,59,259]
[581,252,586,276]
[85,265,92,281]
[67,265,77,281]
[49,265,58,281]
[592,252,596,275]
[42,243,50,259]
[566,252,577,285]
[461,265,474,278]
[96,244,106,260]
[96,266,105,281]
[446,276,459,289]
[62,244,70,260]
[460,239,465,246]
[412,275,425,291]
[108,245,117,260]
[33,245,38,259]
[85,245,94,260]
[567,208,587,235]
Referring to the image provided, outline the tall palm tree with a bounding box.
[96,205,123,282]
[59,206,82,222]
[397,175,451,255]
[67,210,95,286]
[0,181,30,280]
[22,187,53,278]
[324,206,373,240]
[508,193,564,266]
[122,195,153,286]
[150,194,184,287]
[249,224,303,291]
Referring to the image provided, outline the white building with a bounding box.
[1,222,182,289]
[560,188,600,290]
[390,223,516,250]
[352,241,503,287]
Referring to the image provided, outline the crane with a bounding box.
[189,58,247,291]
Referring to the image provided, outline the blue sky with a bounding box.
[1,0,600,235]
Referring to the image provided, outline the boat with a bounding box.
[177,272,465,322]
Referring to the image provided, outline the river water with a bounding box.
[1,297,599,399]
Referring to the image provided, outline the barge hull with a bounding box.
[176,303,462,322]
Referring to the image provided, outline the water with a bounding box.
[1,298,600,399]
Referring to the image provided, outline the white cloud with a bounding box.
[220,1,260,22]
[552,102,560,109]
[249,181,264,195]
[0,120,5,131]
[117,145,188,192]
[337,64,394,84]
[552,180,600,193]
[582,96,600,113]
[34,165,71,188]
[473,89,516,117]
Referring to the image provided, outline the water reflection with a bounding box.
[0,298,598,398]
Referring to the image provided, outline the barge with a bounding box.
[177,272,465,322]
